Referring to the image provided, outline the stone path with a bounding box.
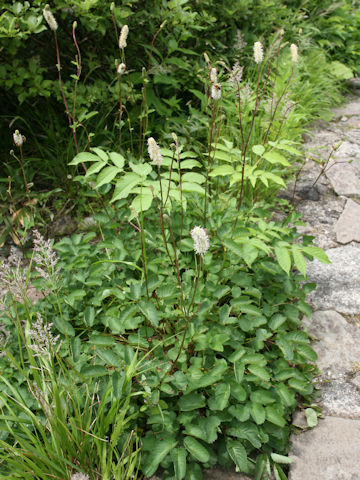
[288,78,360,480]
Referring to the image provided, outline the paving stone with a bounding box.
[289,416,360,480]
[320,380,360,418]
[335,198,360,243]
[302,311,360,378]
[332,97,360,118]
[325,158,360,198]
[306,246,360,313]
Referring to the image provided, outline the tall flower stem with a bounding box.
[53,31,86,173]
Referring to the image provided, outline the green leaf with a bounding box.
[276,383,296,407]
[302,246,331,264]
[91,147,108,161]
[184,436,210,463]
[80,365,109,377]
[182,182,205,195]
[111,173,141,202]
[228,405,250,422]
[209,165,235,177]
[296,344,317,362]
[131,193,153,213]
[178,393,206,411]
[69,152,100,165]
[269,314,286,331]
[143,437,177,477]
[330,61,353,80]
[274,245,291,274]
[250,389,276,405]
[171,448,187,480]
[182,172,206,184]
[230,422,262,448]
[305,408,318,427]
[89,334,115,346]
[109,151,125,169]
[271,453,292,464]
[252,145,265,156]
[85,160,107,177]
[84,306,96,327]
[138,300,159,327]
[265,406,286,427]
[292,246,307,276]
[53,317,75,336]
[129,161,152,177]
[288,378,313,395]
[247,365,271,382]
[250,403,266,425]
[226,439,248,472]
[263,151,290,166]
[96,166,121,188]
[208,383,231,411]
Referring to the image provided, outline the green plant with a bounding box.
[0,249,143,480]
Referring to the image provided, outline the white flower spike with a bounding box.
[147,137,162,167]
[253,41,264,64]
[190,226,210,256]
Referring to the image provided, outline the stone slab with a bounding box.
[332,97,360,118]
[289,416,360,480]
[325,159,360,197]
[306,246,360,313]
[302,311,360,378]
[320,380,360,418]
[335,198,360,243]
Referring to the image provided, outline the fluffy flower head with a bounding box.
[147,137,162,167]
[253,41,264,64]
[211,83,221,100]
[13,130,23,147]
[70,474,90,480]
[229,62,243,86]
[209,67,217,83]
[119,24,129,49]
[43,5,58,31]
[290,43,298,63]
[190,226,210,256]
[117,62,126,75]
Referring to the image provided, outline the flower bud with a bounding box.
[43,5,58,31]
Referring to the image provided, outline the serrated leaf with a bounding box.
[85,160,107,177]
[276,383,296,407]
[250,403,266,425]
[184,436,210,463]
[182,172,206,183]
[138,300,159,327]
[247,365,271,382]
[131,193,153,213]
[178,393,206,411]
[295,344,317,362]
[263,151,290,166]
[274,245,291,274]
[80,364,109,377]
[129,161,152,177]
[96,166,121,187]
[265,406,286,427]
[91,147,108,161]
[69,152,100,165]
[252,145,265,156]
[228,404,250,422]
[208,383,231,411]
[143,437,177,477]
[226,439,248,472]
[302,246,331,264]
[171,448,187,480]
[209,165,235,177]
[109,151,125,169]
[182,182,205,194]
[292,246,307,275]
[111,173,141,202]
